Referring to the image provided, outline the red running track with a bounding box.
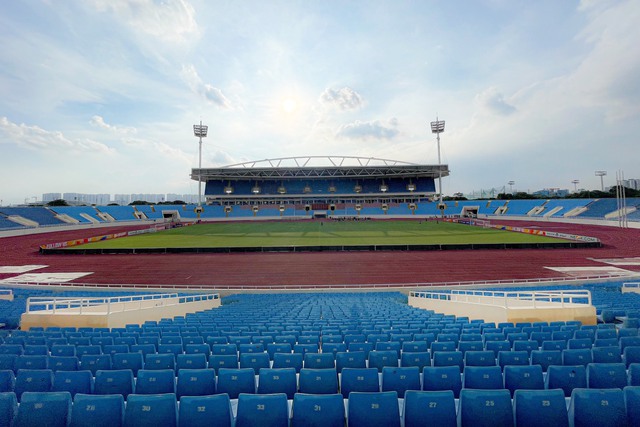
[1,222,639,288]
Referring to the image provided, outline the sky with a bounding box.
[1,0,639,205]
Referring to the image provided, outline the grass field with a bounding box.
[71,220,565,249]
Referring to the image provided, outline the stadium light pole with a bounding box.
[595,170,607,192]
[572,179,580,193]
[508,180,515,194]
[193,121,208,207]
[430,117,445,216]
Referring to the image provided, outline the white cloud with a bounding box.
[0,117,113,154]
[336,118,400,141]
[320,87,364,111]
[90,115,137,136]
[87,0,199,44]
[181,65,232,109]
[475,87,516,116]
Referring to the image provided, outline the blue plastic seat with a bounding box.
[586,362,628,389]
[541,340,567,351]
[209,354,238,373]
[49,356,79,372]
[293,344,318,355]
[347,391,400,427]
[176,353,207,371]
[238,343,264,354]
[145,353,176,371]
[176,368,216,399]
[24,345,48,356]
[381,366,420,398]
[402,341,428,353]
[14,391,71,427]
[503,365,544,396]
[530,350,562,372]
[112,352,144,376]
[239,352,270,374]
[291,392,344,427]
[513,340,538,355]
[592,346,623,363]
[178,394,232,427]
[400,351,431,373]
[485,341,511,357]
[298,368,338,394]
[0,355,16,372]
[568,388,626,427]
[80,354,112,375]
[104,345,130,356]
[0,370,15,393]
[303,352,335,369]
[335,351,366,373]
[430,342,456,352]
[432,351,463,372]
[124,393,177,427]
[340,367,380,397]
[464,350,496,367]
[257,368,297,399]
[458,389,513,427]
[266,343,291,360]
[14,369,53,401]
[462,365,504,390]
[70,393,124,427]
[348,342,374,357]
[402,390,455,427]
[236,393,289,427]
[272,352,303,372]
[562,348,593,366]
[94,369,135,398]
[544,365,587,397]
[52,370,94,397]
[0,392,17,427]
[135,369,176,395]
[15,355,48,371]
[513,389,569,427]
[422,366,462,398]
[624,386,640,426]
[216,368,256,399]
[131,344,156,357]
[497,350,529,370]
[368,350,398,372]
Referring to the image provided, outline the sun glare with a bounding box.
[282,98,297,113]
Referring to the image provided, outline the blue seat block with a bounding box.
[458,389,513,427]
[14,391,71,427]
[178,394,232,427]
[123,393,177,427]
[403,390,456,427]
[236,393,289,427]
[568,388,626,427]
[347,391,400,427]
[70,393,124,427]
[513,389,568,427]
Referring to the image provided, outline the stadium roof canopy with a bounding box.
[191,156,449,180]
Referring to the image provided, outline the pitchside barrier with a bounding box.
[20,292,220,329]
[409,289,597,325]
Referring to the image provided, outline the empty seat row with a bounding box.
[2,387,639,427]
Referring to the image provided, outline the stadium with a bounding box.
[0,148,640,427]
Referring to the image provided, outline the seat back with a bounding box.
[381,366,420,398]
[462,366,504,390]
[422,366,462,398]
[544,365,587,397]
[178,394,232,427]
[15,369,53,401]
[236,393,289,427]
[568,388,626,427]
[340,368,380,398]
[291,392,344,427]
[257,368,298,399]
[135,369,176,395]
[176,368,216,399]
[335,351,366,373]
[94,369,135,398]
[297,368,338,395]
[52,370,94,397]
[586,362,628,389]
[124,393,177,427]
[503,365,544,396]
[14,391,71,427]
[403,390,456,427]
[458,389,513,427]
[216,368,256,399]
[70,393,124,427]
[347,391,400,427]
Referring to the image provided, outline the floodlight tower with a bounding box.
[430,117,445,215]
[572,179,580,193]
[508,181,515,194]
[595,170,607,191]
[193,121,208,207]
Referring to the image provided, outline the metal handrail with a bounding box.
[410,289,592,309]
[26,293,219,315]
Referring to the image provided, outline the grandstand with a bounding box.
[1,157,640,425]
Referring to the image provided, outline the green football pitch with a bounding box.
[72,220,565,249]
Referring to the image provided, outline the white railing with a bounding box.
[622,282,640,289]
[25,293,219,315]
[410,289,592,309]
